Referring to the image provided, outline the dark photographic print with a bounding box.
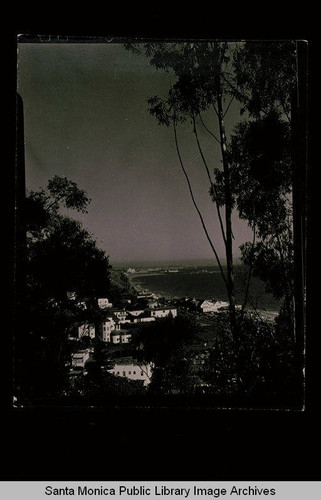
[14,37,307,411]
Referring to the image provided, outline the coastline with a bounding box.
[126,271,280,318]
[126,273,162,298]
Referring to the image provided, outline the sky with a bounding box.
[17,39,252,267]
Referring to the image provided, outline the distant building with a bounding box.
[150,307,177,319]
[119,331,132,344]
[108,358,153,386]
[200,300,229,313]
[111,332,121,344]
[98,298,113,309]
[77,305,176,344]
[137,292,158,300]
[111,330,132,344]
[110,309,128,323]
[78,322,95,339]
[102,317,116,342]
[127,268,136,273]
[140,313,156,323]
[71,350,90,368]
[127,308,145,317]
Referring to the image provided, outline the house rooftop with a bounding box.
[72,351,89,358]
[151,306,176,311]
[109,356,150,366]
[110,356,134,363]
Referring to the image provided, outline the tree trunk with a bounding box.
[217,92,237,338]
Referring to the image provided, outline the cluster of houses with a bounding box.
[76,298,177,345]
[69,296,177,387]
[74,297,229,346]
[69,293,230,389]
[70,351,153,387]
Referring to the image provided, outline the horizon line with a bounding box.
[111,257,242,268]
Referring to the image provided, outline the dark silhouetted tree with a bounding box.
[125,41,297,346]
[15,176,111,403]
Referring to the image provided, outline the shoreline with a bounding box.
[126,273,279,319]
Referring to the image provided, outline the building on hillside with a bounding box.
[111,332,121,344]
[108,358,153,386]
[76,305,176,344]
[137,292,159,300]
[139,312,156,323]
[102,316,117,342]
[98,298,113,309]
[110,308,128,323]
[111,330,132,344]
[150,307,177,319]
[78,322,95,339]
[125,313,141,324]
[71,349,90,368]
[199,300,229,313]
[127,308,146,317]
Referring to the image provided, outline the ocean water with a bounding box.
[130,267,281,312]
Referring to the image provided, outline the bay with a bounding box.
[130,267,281,312]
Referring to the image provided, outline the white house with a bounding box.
[111,309,128,323]
[78,322,95,339]
[102,316,116,342]
[140,315,156,323]
[71,350,90,368]
[119,331,132,343]
[98,298,113,309]
[127,309,145,317]
[200,300,229,313]
[111,332,121,344]
[150,307,177,319]
[108,359,153,386]
[111,330,132,344]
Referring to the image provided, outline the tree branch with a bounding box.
[223,95,235,118]
[192,115,227,246]
[44,194,66,213]
[198,113,221,145]
[173,121,228,288]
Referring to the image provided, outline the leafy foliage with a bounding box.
[130,314,198,394]
[27,216,111,302]
[126,42,233,126]
[131,315,196,366]
[240,240,294,301]
[200,312,296,400]
[126,40,297,341]
[232,41,296,118]
[226,111,292,232]
[15,177,111,403]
